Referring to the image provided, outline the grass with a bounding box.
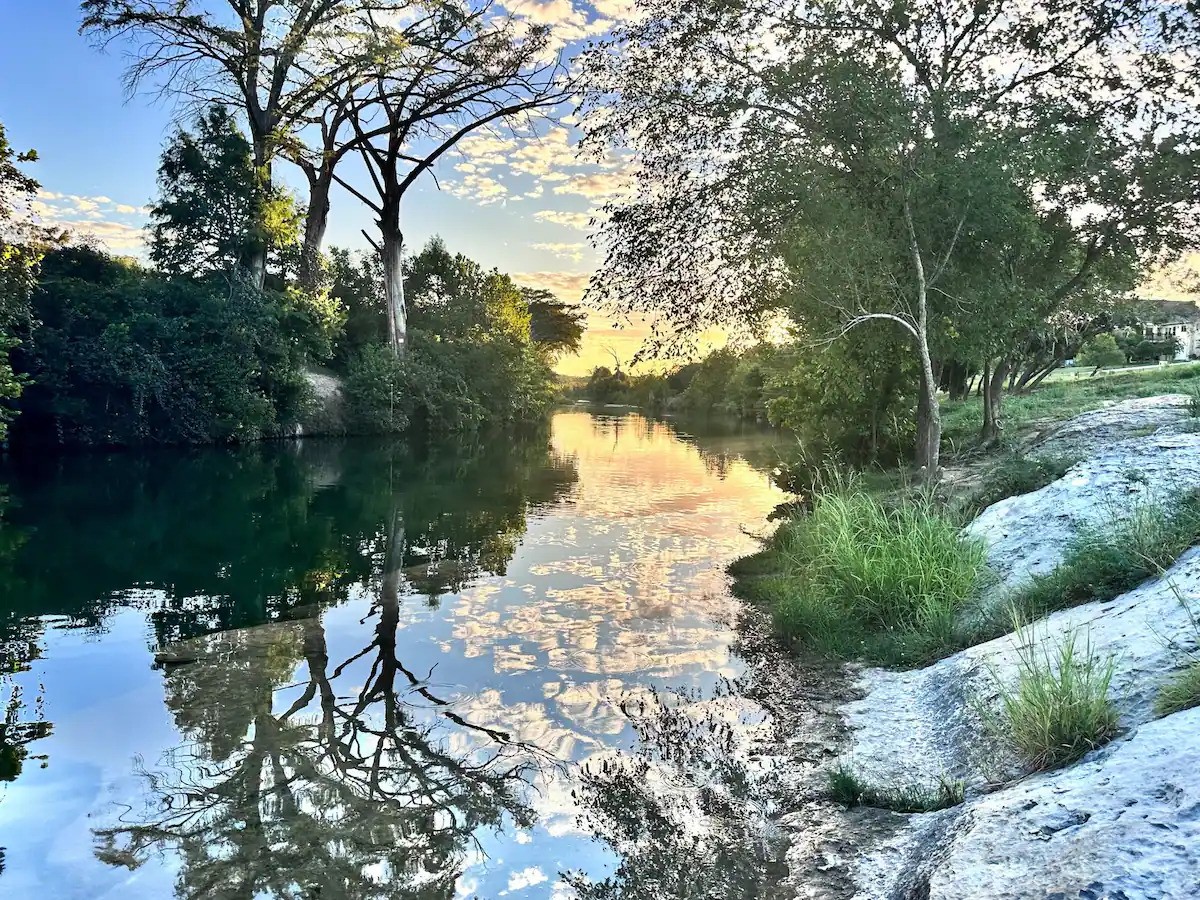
[962,453,1077,517]
[985,626,1119,771]
[732,480,989,666]
[826,765,964,813]
[1155,662,1200,717]
[941,360,1200,454]
[1002,492,1200,625]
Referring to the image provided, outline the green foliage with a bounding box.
[0,122,58,442]
[984,627,1118,771]
[826,766,964,813]
[149,106,301,278]
[11,247,318,446]
[585,366,630,404]
[343,343,409,435]
[965,454,1077,517]
[1076,333,1126,370]
[1156,662,1200,718]
[341,239,556,438]
[762,338,918,464]
[1007,493,1200,622]
[328,247,385,369]
[734,482,988,666]
[523,287,586,358]
[941,361,1200,453]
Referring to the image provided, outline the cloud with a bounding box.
[551,171,629,200]
[534,209,593,230]
[24,191,149,253]
[512,270,591,301]
[503,867,548,894]
[531,240,587,261]
[509,127,578,177]
[55,218,146,251]
[447,173,509,204]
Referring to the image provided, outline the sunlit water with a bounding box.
[0,411,794,899]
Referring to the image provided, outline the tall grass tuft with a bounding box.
[1007,492,1200,623]
[826,765,964,813]
[737,479,989,666]
[1155,662,1200,717]
[985,626,1118,771]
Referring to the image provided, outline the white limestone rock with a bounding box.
[833,406,1200,898]
[923,707,1200,900]
[1024,393,1192,461]
[968,432,1200,595]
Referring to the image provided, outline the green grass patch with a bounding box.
[1005,493,1200,624]
[985,626,1119,771]
[941,361,1200,454]
[963,453,1077,518]
[826,765,964,813]
[733,483,989,666]
[1155,662,1200,717]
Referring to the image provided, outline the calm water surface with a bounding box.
[0,411,793,899]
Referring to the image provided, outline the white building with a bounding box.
[1139,300,1200,361]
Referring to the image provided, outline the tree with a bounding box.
[330,3,568,356]
[0,123,60,442]
[581,0,1200,477]
[149,106,301,279]
[522,287,586,358]
[80,0,383,287]
[1076,334,1127,375]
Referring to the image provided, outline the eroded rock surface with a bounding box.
[1024,393,1192,461]
[834,401,1200,899]
[924,708,1200,900]
[969,431,1200,595]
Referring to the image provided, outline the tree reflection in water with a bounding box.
[566,680,790,900]
[94,610,544,900]
[59,434,577,899]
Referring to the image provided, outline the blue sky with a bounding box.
[0,1,660,372]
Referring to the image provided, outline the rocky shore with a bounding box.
[798,396,1200,899]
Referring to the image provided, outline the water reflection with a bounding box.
[96,617,539,900]
[0,412,791,898]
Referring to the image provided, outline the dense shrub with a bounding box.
[11,247,323,446]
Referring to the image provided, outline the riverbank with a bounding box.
[740,394,1200,898]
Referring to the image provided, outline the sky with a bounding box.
[0,0,682,376]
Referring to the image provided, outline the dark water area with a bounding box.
[0,411,799,899]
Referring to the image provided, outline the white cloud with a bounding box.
[534,209,593,230]
[503,866,548,894]
[448,173,510,204]
[512,270,591,301]
[551,171,629,200]
[531,240,586,261]
[23,191,149,253]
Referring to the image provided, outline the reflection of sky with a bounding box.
[0,412,786,899]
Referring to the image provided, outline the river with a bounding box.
[0,410,799,899]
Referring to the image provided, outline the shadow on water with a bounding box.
[0,412,849,899]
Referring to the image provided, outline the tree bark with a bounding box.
[981,358,1010,446]
[299,171,332,290]
[244,134,272,291]
[904,201,941,482]
[380,215,408,357]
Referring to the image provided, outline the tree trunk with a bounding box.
[981,359,1010,446]
[904,201,941,482]
[299,172,332,290]
[245,133,271,291]
[380,216,408,357]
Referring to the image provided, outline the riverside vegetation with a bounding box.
[733,443,1200,800]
